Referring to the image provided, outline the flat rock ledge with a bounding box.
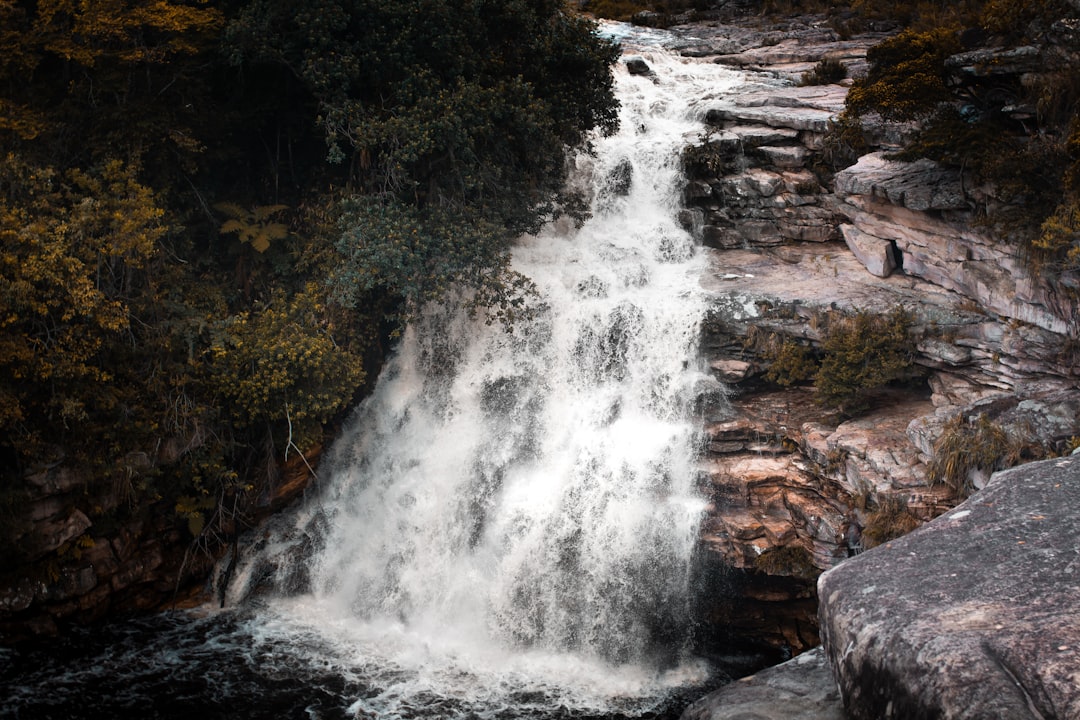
[681,647,844,720]
[818,454,1080,719]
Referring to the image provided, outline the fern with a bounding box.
[214,202,289,253]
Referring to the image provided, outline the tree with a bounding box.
[814,308,917,415]
[227,0,620,228]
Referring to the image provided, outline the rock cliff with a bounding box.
[668,13,1080,656]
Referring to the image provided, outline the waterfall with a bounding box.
[226,28,744,717]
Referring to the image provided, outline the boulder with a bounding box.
[818,454,1080,720]
[624,56,652,76]
[680,647,844,720]
[840,224,897,277]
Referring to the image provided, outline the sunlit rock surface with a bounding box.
[818,454,1080,720]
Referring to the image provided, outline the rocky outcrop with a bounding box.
[675,13,1080,660]
[681,647,843,720]
[835,153,1079,336]
[818,454,1080,720]
[0,447,320,641]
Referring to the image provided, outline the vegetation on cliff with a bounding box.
[0,0,619,571]
[836,0,1080,280]
[760,307,918,416]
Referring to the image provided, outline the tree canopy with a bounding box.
[0,0,620,557]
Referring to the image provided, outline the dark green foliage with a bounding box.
[227,0,619,232]
[814,307,917,415]
[331,197,536,325]
[799,57,847,86]
[681,137,737,179]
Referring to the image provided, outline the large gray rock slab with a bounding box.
[681,647,845,720]
[705,85,848,133]
[834,152,969,212]
[818,454,1080,720]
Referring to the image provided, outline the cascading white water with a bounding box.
[226,26,746,718]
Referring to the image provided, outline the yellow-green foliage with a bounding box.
[753,544,819,579]
[926,413,1037,497]
[845,27,961,122]
[0,156,164,441]
[764,337,819,387]
[208,286,366,449]
[861,494,920,548]
[814,307,916,415]
[981,0,1072,39]
[215,203,289,253]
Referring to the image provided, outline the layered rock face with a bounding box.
[818,454,1080,720]
[669,14,1080,656]
[0,449,318,640]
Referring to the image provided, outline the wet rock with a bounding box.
[607,157,634,196]
[625,56,652,76]
[819,454,1080,720]
[681,647,844,720]
[21,508,92,563]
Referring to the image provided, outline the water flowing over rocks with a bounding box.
[5,15,1080,720]
[818,455,1080,720]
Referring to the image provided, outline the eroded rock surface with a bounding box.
[681,647,844,720]
[676,13,1080,660]
[818,455,1080,720]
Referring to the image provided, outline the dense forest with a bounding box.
[0,0,620,567]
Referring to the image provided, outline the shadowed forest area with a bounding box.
[0,0,620,571]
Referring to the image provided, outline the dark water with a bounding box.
[0,610,736,720]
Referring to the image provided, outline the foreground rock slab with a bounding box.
[681,647,844,720]
[818,454,1080,720]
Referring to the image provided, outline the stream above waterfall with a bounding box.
[1,23,761,720]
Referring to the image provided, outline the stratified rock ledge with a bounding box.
[818,454,1080,720]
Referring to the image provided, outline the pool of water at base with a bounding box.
[0,609,747,720]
